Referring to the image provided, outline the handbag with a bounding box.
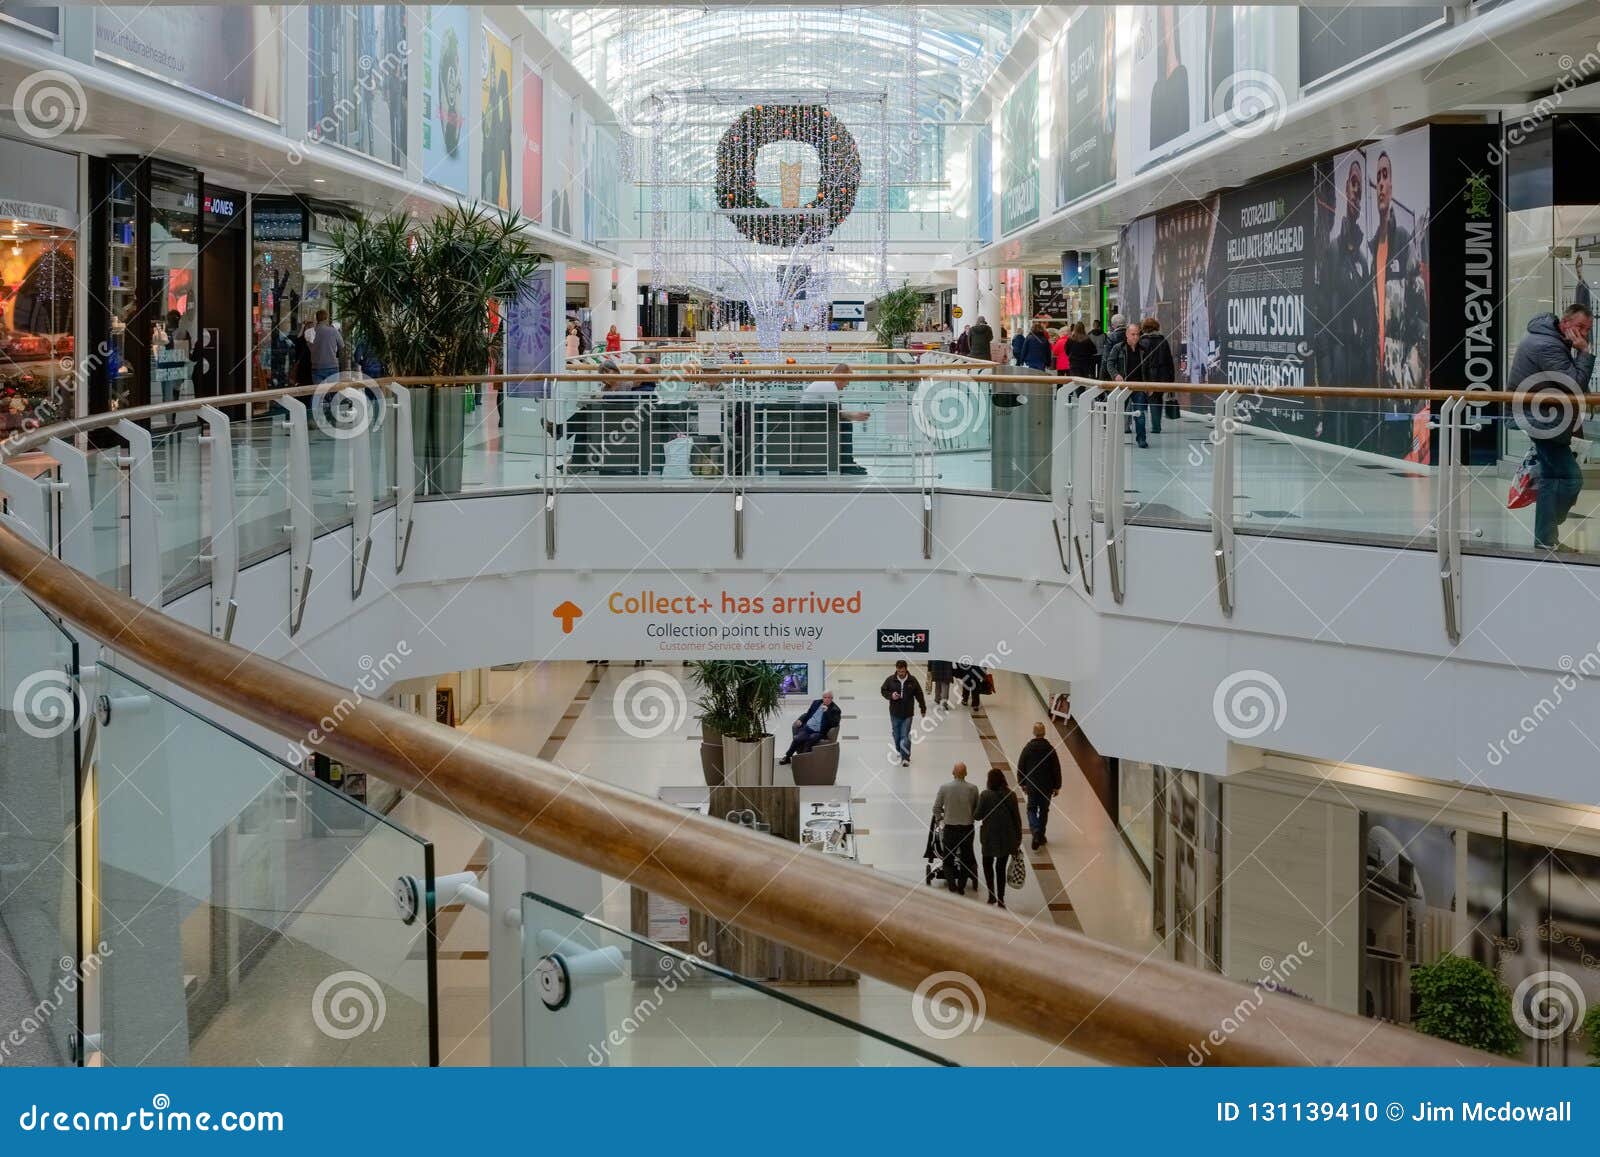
[1507,448,1539,510]
[1007,848,1027,889]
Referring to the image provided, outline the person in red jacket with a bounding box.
[604,324,622,353]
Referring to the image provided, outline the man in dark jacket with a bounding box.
[880,659,927,766]
[1016,722,1064,850]
[1129,318,1176,448]
[779,690,842,764]
[1509,305,1594,550]
[967,316,993,361]
[1101,321,1138,382]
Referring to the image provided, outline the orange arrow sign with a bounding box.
[552,601,583,634]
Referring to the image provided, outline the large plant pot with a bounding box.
[699,742,725,786]
[722,735,775,787]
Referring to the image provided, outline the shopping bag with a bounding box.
[1507,449,1539,510]
[1007,850,1027,889]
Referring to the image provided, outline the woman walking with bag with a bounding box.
[976,768,1024,908]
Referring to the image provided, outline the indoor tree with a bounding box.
[329,204,547,491]
[1410,953,1524,1057]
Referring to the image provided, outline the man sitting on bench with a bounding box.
[779,690,842,765]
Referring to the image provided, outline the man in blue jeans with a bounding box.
[1016,722,1063,851]
[1508,306,1594,551]
[880,660,927,767]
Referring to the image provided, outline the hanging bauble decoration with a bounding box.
[714,104,861,248]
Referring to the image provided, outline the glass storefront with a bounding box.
[0,136,79,435]
[251,199,350,389]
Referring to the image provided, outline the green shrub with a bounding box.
[1410,953,1523,1057]
[1583,1003,1600,1065]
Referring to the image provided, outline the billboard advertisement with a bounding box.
[1000,66,1040,235]
[545,83,574,235]
[589,124,621,244]
[481,24,512,210]
[522,61,543,222]
[506,268,554,396]
[307,5,407,166]
[96,7,282,120]
[420,5,469,193]
[1300,6,1447,88]
[1055,7,1116,207]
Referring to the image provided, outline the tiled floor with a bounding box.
[398,658,1161,1066]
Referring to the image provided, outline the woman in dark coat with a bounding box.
[976,768,1024,908]
[927,660,954,710]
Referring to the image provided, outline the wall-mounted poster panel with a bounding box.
[1119,125,1503,462]
[521,61,544,222]
[96,7,281,120]
[1055,6,1116,208]
[577,107,595,245]
[481,23,513,210]
[1000,66,1040,235]
[545,83,575,236]
[1299,5,1447,88]
[420,4,469,193]
[506,267,554,387]
[0,4,57,36]
[589,124,620,244]
[308,5,408,166]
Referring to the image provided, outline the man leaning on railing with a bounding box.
[1509,304,1594,552]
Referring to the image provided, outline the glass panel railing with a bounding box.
[1233,400,1437,548]
[95,663,435,1066]
[520,891,948,1067]
[307,408,355,535]
[152,420,208,596]
[233,403,291,566]
[85,448,126,592]
[1122,394,1215,528]
[0,580,82,1066]
[1463,413,1600,562]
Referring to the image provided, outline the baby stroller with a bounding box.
[923,819,972,892]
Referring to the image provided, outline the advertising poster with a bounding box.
[590,124,621,244]
[481,24,513,211]
[578,107,596,245]
[1056,7,1116,207]
[1118,198,1218,388]
[1300,5,1446,88]
[420,5,469,194]
[974,127,993,245]
[521,61,543,222]
[307,5,407,167]
[0,4,58,35]
[1000,66,1040,235]
[1130,5,1220,170]
[1216,170,1318,436]
[95,7,282,120]
[505,268,553,397]
[545,83,575,236]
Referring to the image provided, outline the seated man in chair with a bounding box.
[778,690,841,765]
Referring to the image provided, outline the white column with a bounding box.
[614,265,639,340]
[977,268,1000,330]
[955,266,978,333]
[587,266,615,348]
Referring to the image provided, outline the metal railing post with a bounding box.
[1050,381,1073,576]
[277,397,314,635]
[1103,386,1129,604]
[197,407,239,641]
[389,384,416,574]
[1071,386,1101,595]
[1436,396,1464,644]
[1211,391,1238,617]
[111,419,159,606]
[344,388,375,599]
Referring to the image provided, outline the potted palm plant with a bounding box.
[687,661,782,787]
[871,284,925,349]
[329,205,547,494]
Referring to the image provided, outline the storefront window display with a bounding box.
[251,200,351,389]
[0,137,78,435]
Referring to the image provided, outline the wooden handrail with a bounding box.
[0,520,1500,1066]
